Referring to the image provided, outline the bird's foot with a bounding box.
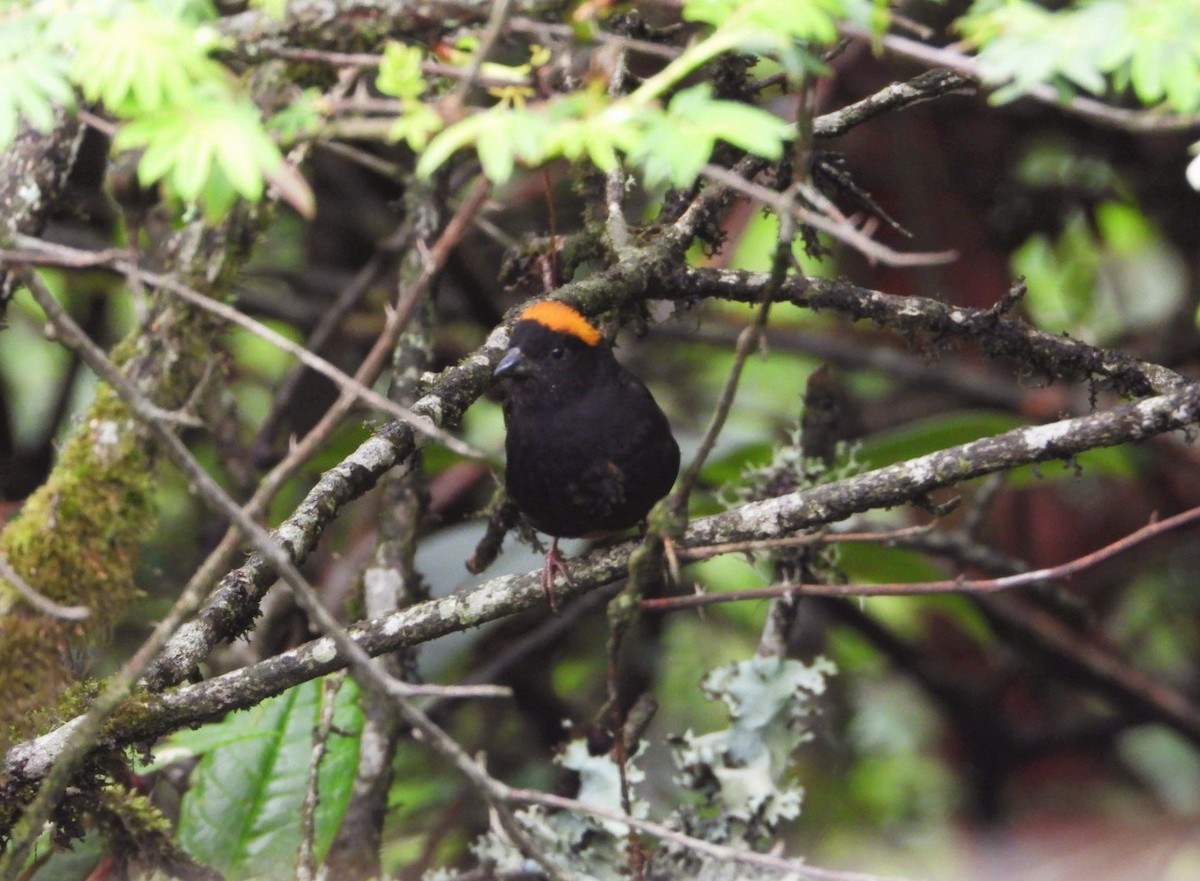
[541,539,574,614]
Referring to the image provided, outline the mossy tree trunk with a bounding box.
[0,213,259,747]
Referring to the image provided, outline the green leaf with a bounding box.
[415,111,489,178]
[389,101,443,150]
[476,113,518,182]
[961,0,1200,113]
[176,678,363,880]
[377,41,426,101]
[631,112,714,188]
[670,84,794,159]
[114,90,282,216]
[0,16,74,149]
[73,8,224,115]
[270,88,325,143]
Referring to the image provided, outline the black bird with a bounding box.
[494,301,680,609]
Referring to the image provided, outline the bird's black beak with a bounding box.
[494,346,530,379]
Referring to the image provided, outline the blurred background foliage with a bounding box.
[3,0,1200,878]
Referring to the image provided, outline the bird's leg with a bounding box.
[541,537,574,614]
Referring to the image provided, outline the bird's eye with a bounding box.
[550,346,565,360]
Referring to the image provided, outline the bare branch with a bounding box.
[643,505,1200,609]
[8,236,485,460]
[0,554,90,622]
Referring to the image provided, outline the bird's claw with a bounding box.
[541,539,574,614]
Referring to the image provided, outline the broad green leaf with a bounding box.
[177,677,363,880]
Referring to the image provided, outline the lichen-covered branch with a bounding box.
[142,243,1194,691]
[681,268,1187,397]
[141,167,727,690]
[0,210,264,745]
[0,112,85,318]
[6,378,1198,806]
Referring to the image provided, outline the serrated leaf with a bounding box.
[0,46,73,149]
[388,102,443,150]
[1129,41,1165,105]
[270,89,324,142]
[115,91,282,216]
[584,128,619,173]
[1163,50,1200,113]
[73,8,224,115]
[177,678,362,880]
[633,115,713,189]
[682,0,737,27]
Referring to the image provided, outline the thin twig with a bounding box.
[296,672,345,881]
[507,17,681,60]
[700,164,958,267]
[268,46,535,90]
[643,505,1200,612]
[449,0,515,109]
[812,68,975,139]
[668,210,788,520]
[604,49,632,254]
[252,219,411,453]
[501,786,912,881]
[0,553,90,621]
[9,235,483,459]
[677,523,934,562]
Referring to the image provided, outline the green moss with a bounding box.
[0,290,225,742]
[2,383,154,621]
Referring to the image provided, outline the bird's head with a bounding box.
[494,302,611,403]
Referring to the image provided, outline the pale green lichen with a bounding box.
[452,656,836,881]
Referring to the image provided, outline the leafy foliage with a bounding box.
[0,0,289,219]
[164,677,363,880]
[5,0,1200,878]
[959,0,1200,112]
[413,0,881,187]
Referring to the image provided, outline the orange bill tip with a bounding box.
[517,301,602,346]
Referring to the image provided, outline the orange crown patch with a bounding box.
[518,301,601,346]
